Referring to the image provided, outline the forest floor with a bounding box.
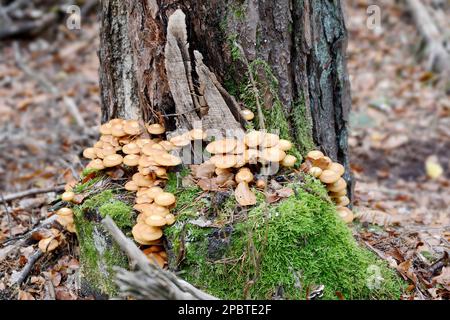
[0,1,448,300]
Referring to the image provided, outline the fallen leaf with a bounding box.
[276,187,294,198]
[432,267,450,290]
[18,290,35,300]
[191,163,216,179]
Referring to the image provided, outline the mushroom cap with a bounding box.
[100,123,112,135]
[123,154,140,166]
[136,138,154,148]
[169,134,191,147]
[123,120,142,135]
[327,177,347,192]
[234,154,247,168]
[154,167,167,177]
[136,194,154,204]
[165,213,175,225]
[111,123,126,137]
[278,139,292,151]
[147,123,165,135]
[329,189,347,197]
[109,118,124,125]
[57,214,73,226]
[57,207,73,217]
[102,145,116,156]
[142,204,170,217]
[87,159,105,170]
[212,154,237,169]
[154,192,176,206]
[94,147,106,159]
[158,140,174,151]
[319,170,340,184]
[189,128,207,140]
[100,135,119,146]
[153,153,182,167]
[307,150,324,161]
[236,168,254,183]
[244,131,264,148]
[103,154,123,167]
[122,143,140,155]
[308,167,323,178]
[66,223,76,233]
[38,238,59,253]
[124,181,139,191]
[235,181,257,206]
[61,191,75,202]
[333,196,350,206]
[261,133,280,148]
[141,186,164,199]
[206,139,237,154]
[132,173,154,187]
[138,155,158,167]
[260,147,286,163]
[146,252,166,268]
[133,203,153,213]
[256,179,266,189]
[132,223,163,242]
[336,207,354,224]
[233,141,247,154]
[327,162,345,176]
[142,143,167,157]
[241,109,254,121]
[281,155,297,167]
[145,214,167,227]
[83,147,97,159]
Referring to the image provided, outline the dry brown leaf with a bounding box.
[277,187,294,198]
[191,162,216,179]
[432,267,450,290]
[235,182,256,206]
[18,290,35,300]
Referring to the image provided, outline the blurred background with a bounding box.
[0,0,448,299]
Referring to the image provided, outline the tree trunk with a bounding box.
[92,0,353,297]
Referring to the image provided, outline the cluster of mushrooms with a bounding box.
[302,150,354,223]
[203,130,297,206]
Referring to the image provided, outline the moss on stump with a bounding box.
[166,175,404,300]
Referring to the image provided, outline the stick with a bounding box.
[101,216,218,300]
[10,250,43,286]
[2,185,65,202]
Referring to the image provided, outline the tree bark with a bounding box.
[94,0,353,297]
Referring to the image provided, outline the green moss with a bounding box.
[72,175,102,194]
[73,189,132,296]
[166,176,405,300]
[291,97,315,155]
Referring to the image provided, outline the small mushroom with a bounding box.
[57,207,73,217]
[87,159,105,170]
[111,124,126,137]
[327,178,347,193]
[336,207,354,224]
[243,149,259,164]
[38,238,59,253]
[256,179,266,189]
[244,131,264,148]
[83,147,97,159]
[145,215,166,227]
[306,150,324,161]
[122,143,141,155]
[142,186,164,199]
[235,168,254,183]
[164,213,176,225]
[153,153,182,167]
[132,223,163,241]
[260,147,286,163]
[125,181,139,191]
[154,192,176,207]
[278,139,292,151]
[261,133,280,148]
[235,181,257,206]
[189,128,207,140]
[241,109,254,121]
[147,123,165,135]
[213,154,237,169]
[319,170,340,184]
[206,139,237,154]
[142,144,167,157]
[281,155,297,167]
[169,134,191,147]
[103,154,123,167]
[136,138,154,148]
[99,123,112,135]
[333,196,350,206]
[308,167,323,178]
[327,162,345,176]
[123,120,142,135]
[61,191,75,202]
[123,154,140,166]
[132,173,154,187]
[158,140,174,151]
[329,189,347,197]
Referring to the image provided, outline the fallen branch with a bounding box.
[0,12,58,40]
[9,250,43,286]
[2,185,65,202]
[101,216,218,300]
